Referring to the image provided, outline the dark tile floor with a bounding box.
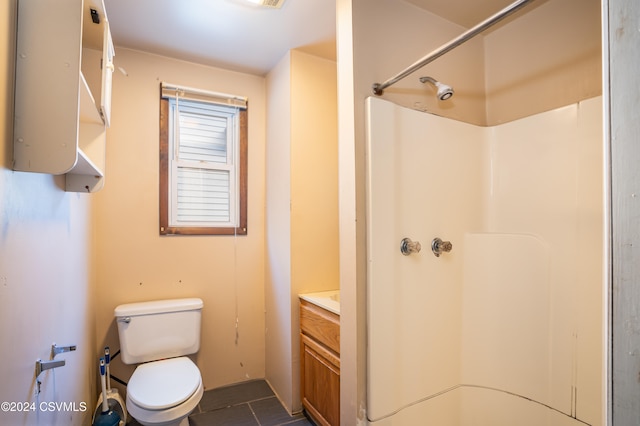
[128,380,314,426]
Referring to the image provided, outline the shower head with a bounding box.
[419,76,454,101]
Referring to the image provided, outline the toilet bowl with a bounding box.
[114,298,204,426]
[126,357,204,426]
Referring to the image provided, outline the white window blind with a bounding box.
[166,87,246,228]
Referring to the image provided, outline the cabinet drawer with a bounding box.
[300,300,340,354]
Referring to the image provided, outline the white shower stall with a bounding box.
[365,96,603,425]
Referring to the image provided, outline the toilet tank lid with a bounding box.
[114,298,203,317]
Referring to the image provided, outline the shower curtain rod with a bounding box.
[372,0,535,95]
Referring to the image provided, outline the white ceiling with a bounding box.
[103,0,337,76]
[103,0,521,76]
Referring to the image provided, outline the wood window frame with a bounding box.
[159,97,248,236]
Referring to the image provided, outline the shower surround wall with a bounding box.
[365,96,603,425]
[337,1,601,421]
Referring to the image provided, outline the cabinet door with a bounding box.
[100,20,115,127]
[13,0,83,174]
[301,334,340,426]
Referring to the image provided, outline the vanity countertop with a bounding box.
[299,290,340,315]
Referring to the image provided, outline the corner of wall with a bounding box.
[264,50,294,412]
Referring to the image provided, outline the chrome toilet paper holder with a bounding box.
[35,343,76,393]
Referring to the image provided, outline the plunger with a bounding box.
[93,347,126,425]
[92,357,120,426]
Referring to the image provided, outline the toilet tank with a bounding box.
[114,298,203,364]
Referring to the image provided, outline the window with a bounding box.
[160,83,248,235]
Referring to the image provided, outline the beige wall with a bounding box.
[0,1,96,425]
[265,50,339,413]
[338,0,603,423]
[92,48,267,391]
[484,0,602,124]
[356,0,487,125]
[290,50,339,300]
[347,0,603,127]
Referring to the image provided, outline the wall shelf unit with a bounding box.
[13,0,114,193]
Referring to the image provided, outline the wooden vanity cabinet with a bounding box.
[300,299,340,426]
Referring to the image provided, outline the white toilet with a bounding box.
[114,298,204,426]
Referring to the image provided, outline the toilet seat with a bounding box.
[128,357,200,410]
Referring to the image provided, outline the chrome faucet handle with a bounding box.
[400,238,422,256]
[431,238,452,257]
